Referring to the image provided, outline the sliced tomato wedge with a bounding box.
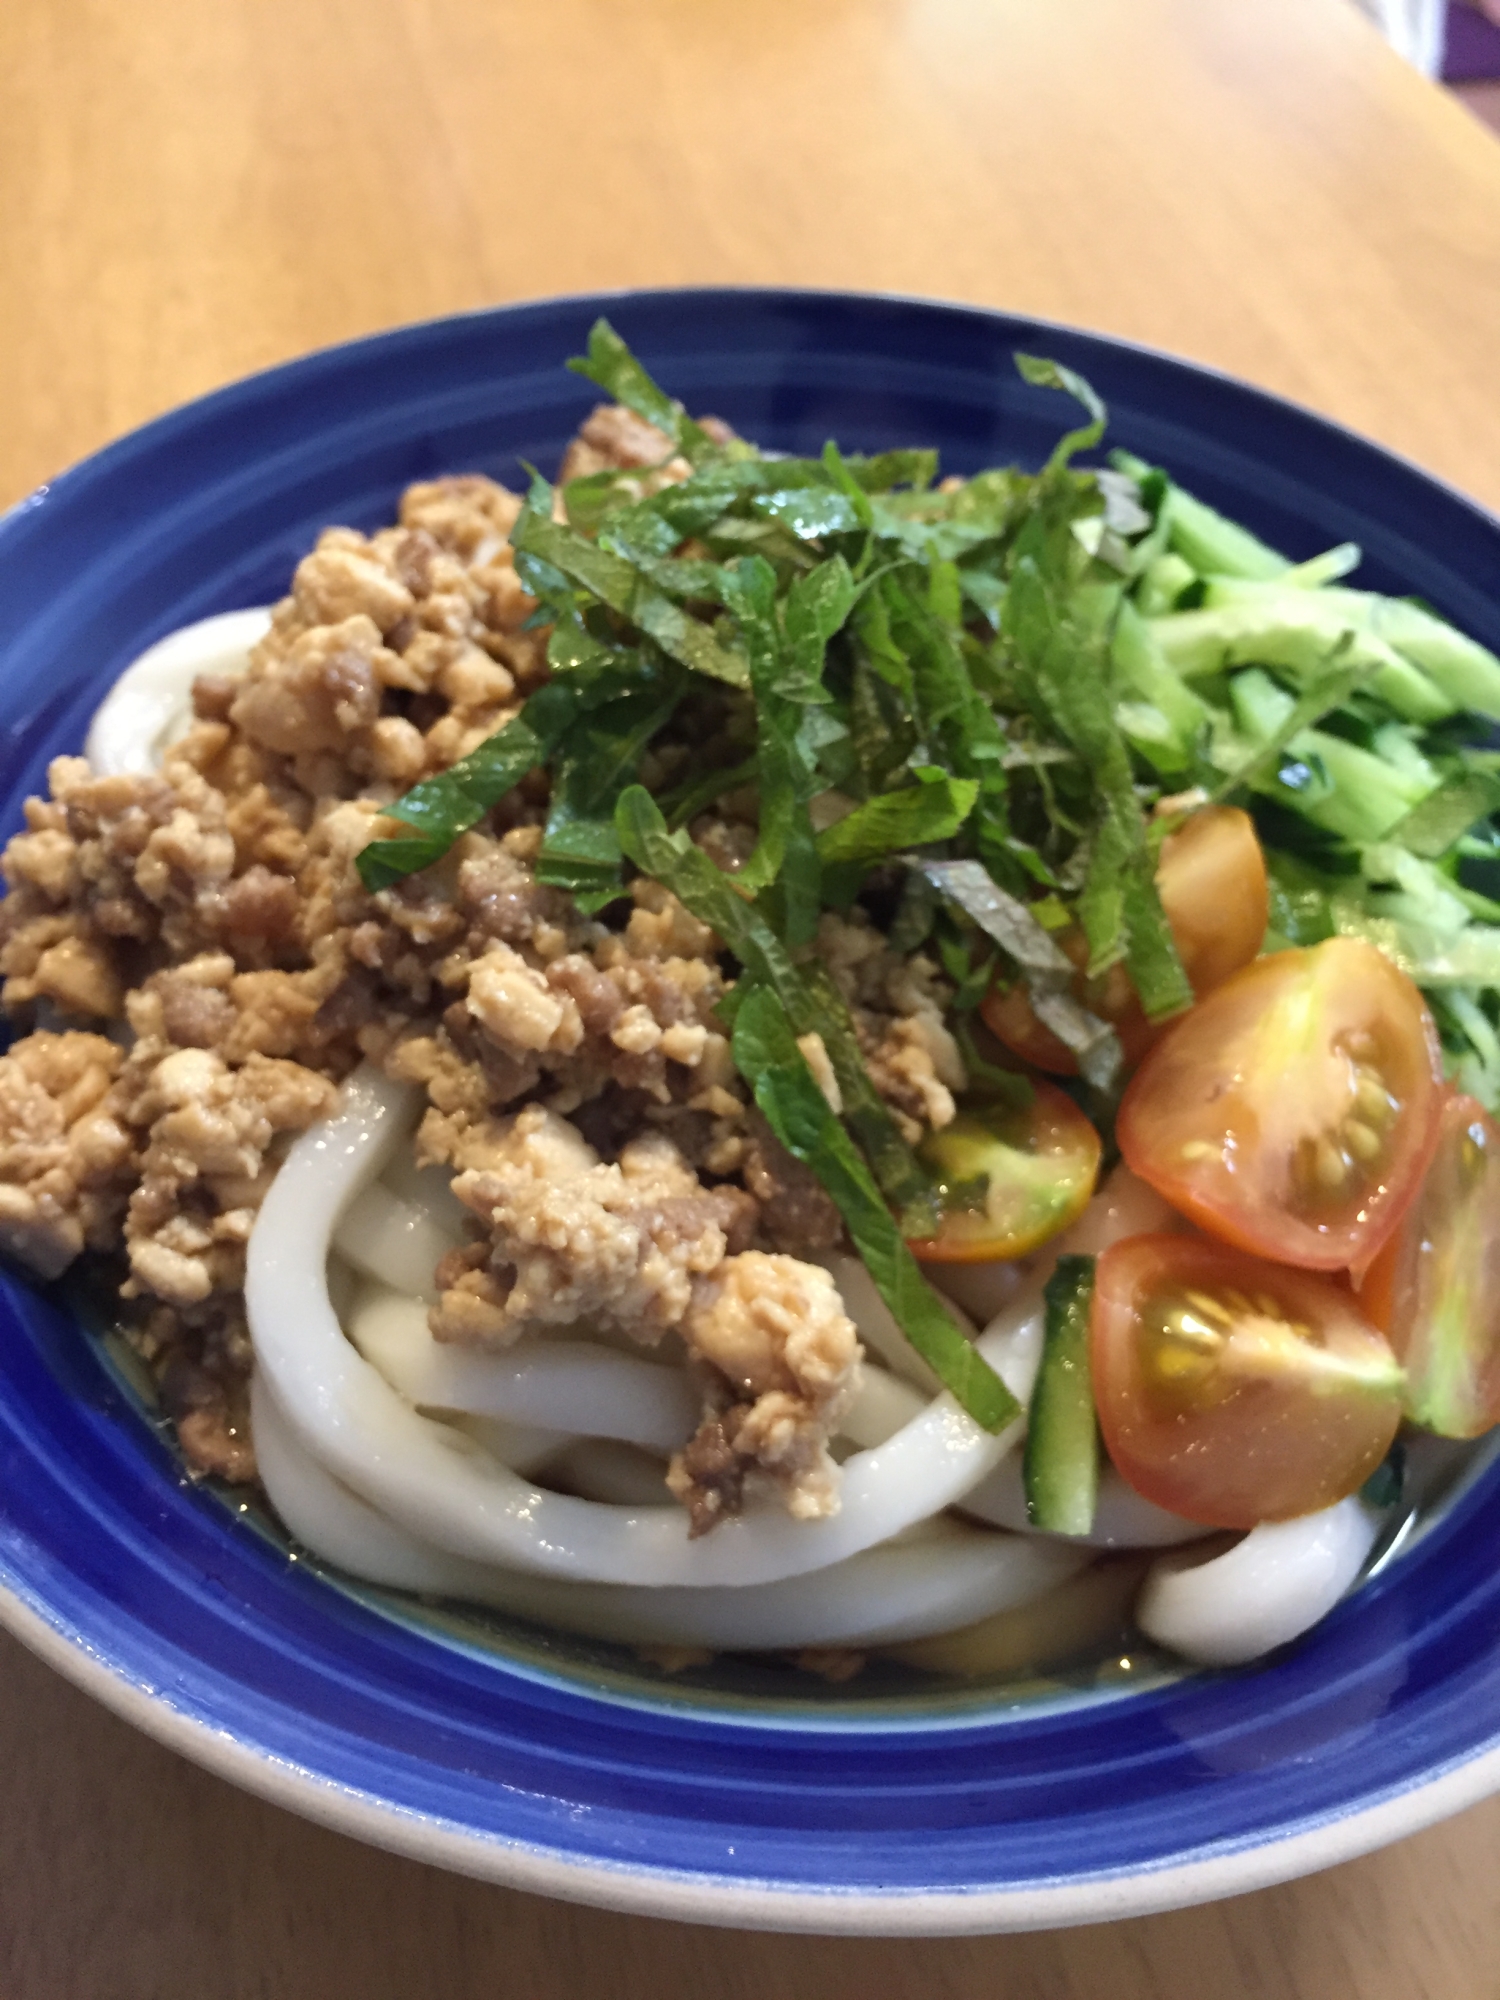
[1157,801,1272,993]
[981,804,1268,1075]
[1118,936,1443,1272]
[1359,1092,1500,1438]
[1091,1234,1404,1527]
[905,1080,1101,1263]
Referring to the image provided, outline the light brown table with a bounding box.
[4,1,1500,1992]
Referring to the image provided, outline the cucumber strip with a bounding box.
[1116,699,1189,773]
[1154,590,1454,724]
[1370,722,1440,790]
[1205,580,1463,724]
[1225,661,1296,738]
[1113,599,1211,744]
[1224,668,1434,842]
[1167,490,1289,581]
[1277,730,1433,840]
[1379,922,1500,987]
[1320,589,1500,722]
[1136,551,1198,615]
[1111,452,1290,580]
[1023,1255,1100,1537]
[1282,543,1362,589]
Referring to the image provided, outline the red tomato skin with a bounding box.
[1358,1092,1500,1439]
[1091,1234,1403,1529]
[1117,937,1444,1273]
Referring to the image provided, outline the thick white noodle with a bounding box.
[348,1284,700,1453]
[85,608,271,775]
[980,1288,1048,1396]
[838,1366,927,1449]
[246,1066,1038,1587]
[960,1455,1208,1549]
[446,1413,571,1478]
[378,1148,471,1237]
[251,1375,1086,1649]
[1135,1497,1380,1666]
[252,1372,478,1594]
[1045,1162,1179,1259]
[545,1438,677,1507]
[332,1183,461,1301]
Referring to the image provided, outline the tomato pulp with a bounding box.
[1091,1234,1404,1528]
[906,1080,1101,1262]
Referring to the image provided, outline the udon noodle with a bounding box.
[237,1050,1373,1664]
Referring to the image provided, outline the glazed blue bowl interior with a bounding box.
[3,289,1500,1929]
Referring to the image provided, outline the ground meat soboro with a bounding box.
[0,409,962,1528]
[0,1032,133,1279]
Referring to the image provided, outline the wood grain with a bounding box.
[4,0,1500,1993]
[3,0,1500,513]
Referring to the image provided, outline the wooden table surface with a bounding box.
[5,0,1500,1991]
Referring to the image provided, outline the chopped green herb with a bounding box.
[723,555,824,943]
[1389,768,1500,860]
[511,496,749,689]
[731,987,1019,1431]
[613,786,930,1211]
[566,318,716,465]
[816,773,978,867]
[357,709,549,890]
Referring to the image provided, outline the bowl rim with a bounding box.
[9,281,1500,547]
[5,283,1500,1935]
[10,1573,1500,1934]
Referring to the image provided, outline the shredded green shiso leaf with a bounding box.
[356,321,1500,1424]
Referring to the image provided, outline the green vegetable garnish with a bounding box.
[731,988,1019,1432]
[565,318,717,466]
[1024,1256,1100,1536]
[357,693,558,891]
[613,786,930,1213]
[352,320,1500,1429]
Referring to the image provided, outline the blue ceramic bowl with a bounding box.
[4,290,1500,1934]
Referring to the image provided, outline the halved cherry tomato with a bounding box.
[1156,800,1272,993]
[980,805,1269,1075]
[1359,1092,1500,1439]
[905,1080,1102,1263]
[1118,936,1443,1272]
[1091,1234,1404,1527]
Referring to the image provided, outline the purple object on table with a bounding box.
[1445,2,1500,79]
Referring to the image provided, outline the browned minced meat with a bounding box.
[0,1032,133,1279]
[0,410,959,1523]
[665,1254,861,1534]
[739,1118,844,1257]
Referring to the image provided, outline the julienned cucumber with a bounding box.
[1024,1255,1100,1536]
